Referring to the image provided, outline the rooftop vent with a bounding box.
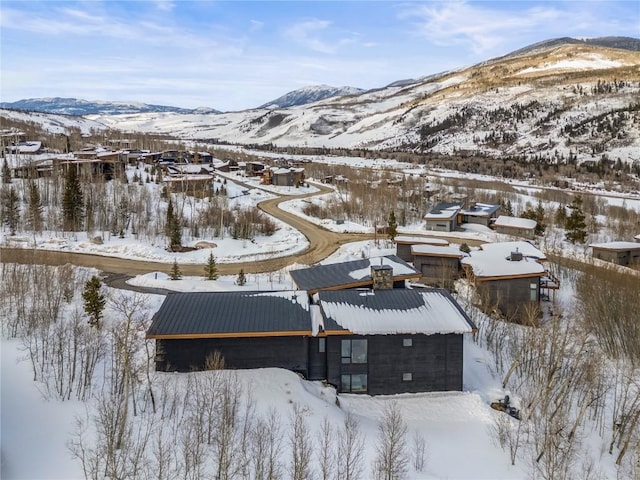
[509,249,523,262]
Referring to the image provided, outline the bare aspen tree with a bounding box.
[374,401,409,480]
[316,416,335,480]
[411,431,426,473]
[337,413,365,480]
[289,404,313,480]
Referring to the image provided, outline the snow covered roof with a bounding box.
[424,202,460,220]
[460,203,500,218]
[635,234,640,242]
[317,289,476,335]
[9,141,41,153]
[494,216,537,230]
[146,291,312,338]
[589,241,640,251]
[394,235,449,246]
[290,255,421,293]
[461,241,546,278]
[411,245,466,258]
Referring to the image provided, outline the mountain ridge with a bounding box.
[259,85,365,109]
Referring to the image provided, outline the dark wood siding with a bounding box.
[308,337,327,380]
[155,336,309,374]
[478,277,539,321]
[413,256,460,287]
[395,243,414,262]
[326,334,464,395]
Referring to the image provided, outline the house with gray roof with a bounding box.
[289,255,421,294]
[147,266,476,395]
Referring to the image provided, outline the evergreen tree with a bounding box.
[534,200,546,235]
[62,165,83,231]
[165,196,182,250]
[204,252,218,280]
[2,186,20,235]
[387,210,398,242]
[2,160,11,184]
[237,268,246,286]
[170,259,182,280]
[565,196,587,244]
[501,198,514,216]
[82,275,106,329]
[27,181,43,234]
[555,204,567,226]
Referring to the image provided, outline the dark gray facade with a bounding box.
[412,255,461,287]
[155,336,309,373]
[477,276,540,321]
[325,334,464,395]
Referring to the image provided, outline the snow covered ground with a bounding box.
[1,241,527,480]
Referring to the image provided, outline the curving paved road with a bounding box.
[0,180,486,286]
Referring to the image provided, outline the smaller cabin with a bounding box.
[494,216,537,239]
[411,245,466,288]
[590,242,640,266]
[424,202,461,232]
[461,241,558,323]
[394,235,449,262]
[458,202,500,228]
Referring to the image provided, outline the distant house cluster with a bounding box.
[147,255,477,395]
[423,195,538,239]
[1,133,308,187]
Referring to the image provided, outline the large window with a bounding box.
[341,374,368,393]
[341,339,368,364]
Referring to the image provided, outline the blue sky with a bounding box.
[1,1,638,111]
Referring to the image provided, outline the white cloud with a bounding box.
[154,1,175,12]
[284,19,336,54]
[398,0,632,56]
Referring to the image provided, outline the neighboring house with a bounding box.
[635,234,640,243]
[245,162,266,177]
[146,284,477,395]
[265,167,305,187]
[411,245,466,288]
[424,202,461,232]
[590,242,640,266]
[394,235,449,262]
[461,241,559,322]
[290,255,421,294]
[458,202,500,227]
[494,216,537,239]
[7,141,43,155]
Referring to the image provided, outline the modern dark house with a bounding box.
[146,284,477,395]
[461,241,559,322]
[289,255,421,294]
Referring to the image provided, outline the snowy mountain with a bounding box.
[84,41,640,164]
[3,39,639,165]
[0,97,220,116]
[259,85,365,109]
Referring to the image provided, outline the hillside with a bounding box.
[84,42,640,164]
[259,85,365,109]
[0,97,220,116]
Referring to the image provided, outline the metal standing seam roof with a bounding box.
[316,288,477,335]
[289,255,421,292]
[146,291,312,338]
